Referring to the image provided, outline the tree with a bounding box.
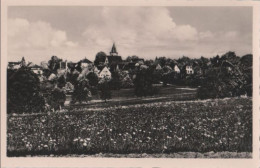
[7,67,45,113]
[239,54,252,96]
[67,70,80,86]
[155,57,167,67]
[86,72,99,95]
[48,56,62,73]
[110,70,122,90]
[47,87,66,111]
[121,74,134,88]
[126,55,139,62]
[197,52,248,99]
[94,51,107,66]
[134,66,159,97]
[71,79,92,104]
[98,77,112,102]
[177,56,191,67]
[57,75,66,88]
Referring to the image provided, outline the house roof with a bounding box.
[8,62,21,65]
[30,64,42,69]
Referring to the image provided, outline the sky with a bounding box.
[8,6,253,64]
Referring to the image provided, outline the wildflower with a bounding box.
[86,138,91,141]
[83,142,87,146]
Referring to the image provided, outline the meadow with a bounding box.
[7,97,252,157]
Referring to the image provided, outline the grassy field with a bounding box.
[66,85,198,110]
[7,97,252,157]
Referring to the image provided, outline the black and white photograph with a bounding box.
[1,0,260,167]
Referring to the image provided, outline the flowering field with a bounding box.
[7,97,252,157]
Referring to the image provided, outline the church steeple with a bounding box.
[110,43,118,56]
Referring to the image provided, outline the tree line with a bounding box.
[7,51,252,114]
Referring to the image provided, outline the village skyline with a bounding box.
[8,42,252,66]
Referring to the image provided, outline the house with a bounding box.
[8,62,21,69]
[174,65,180,73]
[40,61,49,69]
[185,64,194,74]
[156,64,162,70]
[99,66,112,79]
[8,57,26,69]
[30,64,43,75]
[59,61,68,70]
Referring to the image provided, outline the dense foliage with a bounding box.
[197,52,252,99]
[134,66,159,97]
[7,68,45,114]
[98,77,112,102]
[71,79,92,104]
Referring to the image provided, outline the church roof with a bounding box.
[110,43,118,55]
[107,56,122,63]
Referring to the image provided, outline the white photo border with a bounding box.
[1,0,259,168]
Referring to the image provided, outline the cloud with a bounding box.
[82,7,199,50]
[8,18,78,50]
[7,7,252,64]
[80,7,250,59]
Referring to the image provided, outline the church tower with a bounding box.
[110,43,118,56]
